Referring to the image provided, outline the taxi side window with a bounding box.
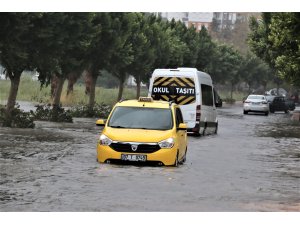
[175,108,184,128]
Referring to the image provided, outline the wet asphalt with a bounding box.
[0,103,299,211]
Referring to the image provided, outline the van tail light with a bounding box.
[196,105,201,121]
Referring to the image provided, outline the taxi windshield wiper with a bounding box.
[110,125,127,128]
[132,127,165,130]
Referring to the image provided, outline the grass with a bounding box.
[0,75,249,107]
[0,76,148,107]
[218,90,248,102]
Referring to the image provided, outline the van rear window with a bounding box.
[151,76,196,105]
[201,84,213,106]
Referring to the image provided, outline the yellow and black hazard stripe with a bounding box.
[151,76,196,105]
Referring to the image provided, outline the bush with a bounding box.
[0,104,35,128]
[70,103,111,118]
[34,104,73,123]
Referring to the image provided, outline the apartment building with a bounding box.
[158,12,214,32]
[213,12,237,30]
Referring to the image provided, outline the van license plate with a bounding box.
[121,154,147,162]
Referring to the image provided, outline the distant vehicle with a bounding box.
[243,95,269,116]
[265,88,287,97]
[266,95,276,103]
[286,98,296,111]
[96,97,188,166]
[269,96,293,113]
[214,89,223,107]
[148,67,218,136]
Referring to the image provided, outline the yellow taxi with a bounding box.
[96,97,188,166]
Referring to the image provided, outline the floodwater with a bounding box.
[0,103,299,211]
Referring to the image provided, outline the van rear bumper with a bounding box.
[187,122,200,133]
[187,121,216,134]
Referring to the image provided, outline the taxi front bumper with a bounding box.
[97,143,178,166]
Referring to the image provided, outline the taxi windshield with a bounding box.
[108,106,173,130]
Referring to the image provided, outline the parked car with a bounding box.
[243,95,269,116]
[285,98,296,111]
[96,97,188,166]
[269,96,293,113]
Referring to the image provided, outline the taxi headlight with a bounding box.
[99,134,112,146]
[158,138,175,149]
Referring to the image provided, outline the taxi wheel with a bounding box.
[173,152,179,167]
[181,148,187,163]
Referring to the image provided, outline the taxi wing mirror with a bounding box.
[96,119,106,126]
[178,123,187,131]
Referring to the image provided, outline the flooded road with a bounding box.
[0,104,299,211]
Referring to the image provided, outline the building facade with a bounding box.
[157,12,249,32]
[158,12,214,32]
[213,12,237,30]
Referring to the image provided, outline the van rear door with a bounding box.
[150,72,197,129]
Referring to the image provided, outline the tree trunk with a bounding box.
[262,81,267,94]
[230,83,234,100]
[66,80,73,96]
[117,75,125,101]
[88,75,97,109]
[52,76,65,108]
[50,74,58,99]
[4,72,22,126]
[66,71,80,96]
[136,75,141,99]
[84,70,93,95]
[6,73,21,114]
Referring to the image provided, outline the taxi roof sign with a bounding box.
[138,97,153,102]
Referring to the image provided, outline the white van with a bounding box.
[148,68,219,136]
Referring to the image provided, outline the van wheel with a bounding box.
[214,123,218,134]
[193,132,200,137]
[202,125,207,136]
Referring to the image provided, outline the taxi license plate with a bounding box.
[121,154,147,162]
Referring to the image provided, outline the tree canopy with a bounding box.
[248,12,300,87]
[0,12,280,116]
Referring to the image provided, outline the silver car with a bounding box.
[243,95,269,116]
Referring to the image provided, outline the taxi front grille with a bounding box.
[110,143,161,153]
